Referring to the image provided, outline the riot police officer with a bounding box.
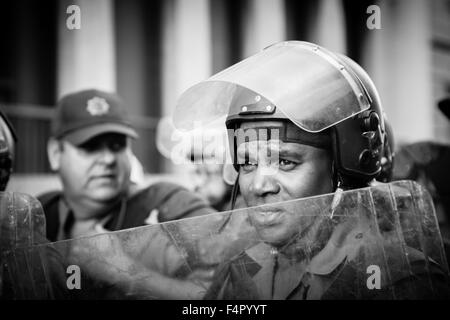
[172,41,450,299]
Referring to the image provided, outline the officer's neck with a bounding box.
[275,216,335,260]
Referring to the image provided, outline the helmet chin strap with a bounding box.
[329,160,344,220]
[230,172,240,210]
[331,159,339,191]
[329,160,378,220]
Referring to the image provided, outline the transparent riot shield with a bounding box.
[2,180,450,300]
[0,192,47,298]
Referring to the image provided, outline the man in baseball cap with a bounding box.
[39,89,214,242]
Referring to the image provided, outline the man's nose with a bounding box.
[249,166,280,197]
[97,147,117,165]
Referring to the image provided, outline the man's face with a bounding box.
[57,133,132,203]
[236,122,333,247]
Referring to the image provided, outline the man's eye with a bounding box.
[108,142,126,152]
[79,141,101,153]
[279,159,297,170]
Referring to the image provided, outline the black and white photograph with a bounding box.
[0,0,449,307]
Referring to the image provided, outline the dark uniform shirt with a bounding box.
[205,212,450,300]
[38,181,215,242]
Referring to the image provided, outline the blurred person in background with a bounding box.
[156,117,244,211]
[393,96,450,265]
[39,89,214,242]
[190,159,232,211]
[187,151,245,212]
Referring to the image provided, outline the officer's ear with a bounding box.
[47,138,62,171]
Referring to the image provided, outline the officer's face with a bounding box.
[237,122,333,247]
[57,133,131,203]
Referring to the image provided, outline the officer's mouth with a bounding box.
[251,207,284,226]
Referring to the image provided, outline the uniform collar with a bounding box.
[56,196,117,240]
[245,215,368,276]
[242,216,368,299]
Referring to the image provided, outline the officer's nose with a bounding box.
[249,166,280,198]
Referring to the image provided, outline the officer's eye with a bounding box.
[239,159,257,172]
[279,159,297,170]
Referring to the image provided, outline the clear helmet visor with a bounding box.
[173,41,370,133]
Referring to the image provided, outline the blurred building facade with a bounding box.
[0,0,449,179]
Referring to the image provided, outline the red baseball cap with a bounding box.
[53,89,138,145]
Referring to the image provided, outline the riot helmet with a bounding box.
[173,41,388,189]
[0,108,16,191]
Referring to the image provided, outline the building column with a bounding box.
[161,0,212,174]
[161,0,212,117]
[57,0,116,98]
[242,0,287,58]
[362,0,434,144]
[309,0,347,54]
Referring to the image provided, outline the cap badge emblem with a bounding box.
[86,97,110,116]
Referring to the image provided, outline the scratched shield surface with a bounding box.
[2,180,449,299]
[0,192,48,298]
